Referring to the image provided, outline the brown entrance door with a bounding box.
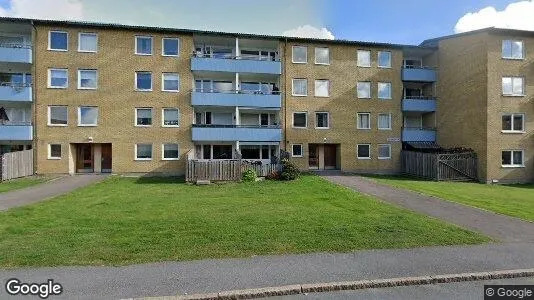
[308,144,318,169]
[324,144,338,169]
[101,144,112,173]
[76,144,94,173]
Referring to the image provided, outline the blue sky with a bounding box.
[0,0,530,44]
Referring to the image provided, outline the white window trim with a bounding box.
[357,113,371,130]
[135,108,153,127]
[502,113,525,133]
[48,144,62,160]
[135,35,153,55]
[77,32,98,53]
[48,30,68,51]
[291,144,303,157]
[292,46,307,64]
[502,40,524,60]
[161,73,180,92]
[378,51,392,68]
[135,144,153,161]
[314,79,330,97]
[378,82,392,99]
[357,82,371,99]
[162,38,180,57]
[315,112,329,129]
[162,143,180,160]
[162,108,180,127]
[378,113,392,130]
[357,144,371,160]
[77,69,98,90]
[47,106,68,127]
[357,50,371,67]
[77,106,98,127]
[501,150,525,168]
[292,78,308,96]
[314,47,330,65]
[47,68,68,89]
[135,71,153,91]
[502,76,525,97]
[292,112,308,128]
[378,144,392,160]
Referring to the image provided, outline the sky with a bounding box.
[0,0,532,45]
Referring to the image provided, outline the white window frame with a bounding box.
[135,144,153,161]
[162,143,180,160]
[378,144,392,160]
[314,47,330,65]
[378,113,392,130]
[502,150,524,168]
[357,50,371,67]
[77,32,98,53]
[502,113,525,133]
[378,51,392,68]
[161,73,180,92]
[47,106,68,127]
[357,113,371,129]
[502,40,524,60]
[292,46,307,64]
[314,79,329,97]
[135,71,153,91]
[77,69,98,90]
[48,144,62,160]
[357,144,371,160]
[292,78,308,96]
[48,30,68,51]
[378,82,392,99]
[315,112,329,129]
[357,81,371,99]
[135,108,153,127]
[162,108,180,127]
[162,38,180,57]
[47,68,68,89]
[502,76,525,96]
[292,112,308,128]
[135,35,153,55]
[77,106,98,127]
[291,144,303,157]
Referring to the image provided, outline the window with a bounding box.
[314,80,329,97]
[78,33,97,52]
[48,69,68,88]
[378,51,392,68]
[135,144,153,160]
[357,113,371,129]
[78,106,98,126]
[292,46,307,63]
[162,108,179,127]
[135,36,152,55]
[502,40,524,59]
[162,38,180,56]
[78,69,97,89]
[48,144,62,159]
[136,72,152,91]
[502,114,524,132]
[357,50,371,67]
[292,79,307,96]
[315,112,329,128]
[502,77,524,96]
[357,82,371,98]
[212,145,233,159]
[378,82,392,99]
[136,108,152,126]
[162,73,179,92]
[293,112,307,128]
[357,144,371,159]
[48,106,68,126]
[48,31,68,51]
[162,143,179,160]
[378,144,391,159]
[292,144,303,157]
[378,113,392,130]
[315,47,330,65]
[502,150,524,167]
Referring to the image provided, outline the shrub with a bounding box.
[242,169,257,182]
[265,171,280,180]
[280,159,300,181]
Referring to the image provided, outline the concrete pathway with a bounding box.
[0,175,108,211]
[322,174,534,243]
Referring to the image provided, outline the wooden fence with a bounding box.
[401,151,477,181]
[185,160,281,182]
[2,149,33,181]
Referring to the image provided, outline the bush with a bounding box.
[242,169,257,182]
[280,159,300,181]
[265,171,280,180]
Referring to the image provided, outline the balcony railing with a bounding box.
[192,124,281,128]
[0,43,32,63]
[402,127,436,142]
[192,52,280,62]
[0,83,32,102]
[192,124,282,142]
[192,89,281,108]
[402,66,437,82]
[0,123,33,141]
[403,95,436,100]
[191,54,282,74]
[402,96,436,112]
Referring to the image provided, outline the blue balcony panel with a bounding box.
[0,86,32,102]
[192,126,281,142]
[402,99,436,112]
[191,57,281,74]
[192,92,281,108]
[402,68,437,82]
[402,128,436,142]
[0,47,32,64]
[0,125,33,141]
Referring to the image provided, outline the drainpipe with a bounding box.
[30,20,37,175]
[283,38,288,153]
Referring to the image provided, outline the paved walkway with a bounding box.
[322,174,534,243]
[0,175,108,211]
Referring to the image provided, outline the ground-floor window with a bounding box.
[357,144,371,159]
[162,143,179,160]
[240,145,274,160]
[292,144,303,157]
[197,144,234,160]
[378,144,391,159]
[502,150,524,167]
[48,144,62,159]
[135,144,152,160]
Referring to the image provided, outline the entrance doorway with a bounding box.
[73,143,112,174]
[308,144,339,170]
[101,143,112,173]
[76,144,94,173]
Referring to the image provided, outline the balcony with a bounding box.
[192,124,282,142]
[191,55,281,75]
[0,124,32,141]
[192,90,281,108]
[402,67,437,82]
[0,85,32,102]
[402,97,436,112]
[402,127,436,142]
[0,45,32,64]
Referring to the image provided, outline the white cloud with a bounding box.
[282,25,335,40]
[0,0,84,20]
[455,1,534,33]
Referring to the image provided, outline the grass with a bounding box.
[0,175,489,268]
[367,175,534,222]
[0,176,52,193]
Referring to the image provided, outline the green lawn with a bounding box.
[0,175,489,268]
[0,176,52,193]
[368,175,534,222]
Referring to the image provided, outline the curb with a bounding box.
[128,268,534,300]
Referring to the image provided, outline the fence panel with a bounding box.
[2,149,33,181]
[185,160,281,182]
[401,151,477,181]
